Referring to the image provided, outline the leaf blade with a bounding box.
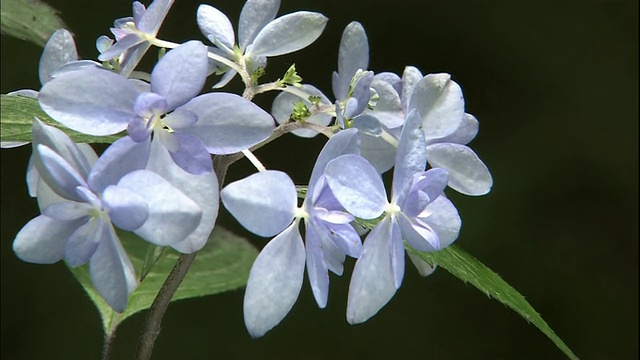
[1,94,122,144]
[407,245,580,360]
[68,226,258,334]
[0,0,68,47]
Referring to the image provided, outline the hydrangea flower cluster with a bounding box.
[6,0,492,339]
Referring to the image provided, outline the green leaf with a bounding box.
[407,245,580,360]
[68,226,258,335]
[1,94,122,144]
[0,0,68,47]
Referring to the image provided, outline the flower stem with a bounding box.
[133,252,197,360]
[101,331,115,360]
[101,313,121,360]
[242,149,267,172]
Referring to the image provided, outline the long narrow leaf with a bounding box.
[407,245,580,360]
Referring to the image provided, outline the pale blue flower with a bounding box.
[39,41,243,252]
[325,110,461,324]
[220,129,362,337]
[13,120,203,311]
[197,0,328,88]
[374,67,494,195]
[39,40,274,174]
[98,0,174,77]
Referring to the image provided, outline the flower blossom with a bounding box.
[220,129,363,337]
[98,0,174,77]
[324,110,462,324]
[197,0,328,88]
[13,120,203,311]
[38,40,278,251]
[372,67,494,195]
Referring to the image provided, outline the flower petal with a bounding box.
[35,176,66,211]
[103,185,149,231]
[31,119,94,180]
[168,133,213,175]
[238,0,280,50]
[390,220,405,289]
[409,73,464,141]
[247,11,328,57]
[13,215,83,264]
[325,154,387,219]
[134,92,167,118]
[420,196,461,248]
[392,109,426,198]
[407,252,437,277]
[314,208,354,225]
[346,217,397,324]
[89,224,137,312]
[366,78,404,129]
[180,93,274,154]
[120,42,152,79]
[360,132,397,173]
[429,113,479,145]
[334,22,369,100]
[35,144,89,202]
[352,114,381,137]
[136,0,173,35]
[305,221,330,309]
[197,4,235,49]
[151,41,208,110]
[65,216,104,266]
[26,155,39,197]
[400,66,423,113]
[397,214,440,252]
[88,136,150,193]
[39,67,138,136]
[42,201,92,221]
[324,222,362,259]
[145,137,218,253]
[244,223,305,338]
[39,29,78,85]
[211,67,237,89]
[400,168,449,214]
[118,170,202,247]
[221,171,296,237]
[308,128,360,190]
[351,72,374,114]
[426,143,493,195]
[374,71,402,95]
[97,33,145,61]
[163,108,198,129]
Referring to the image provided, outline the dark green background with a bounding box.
[1,0,637,359]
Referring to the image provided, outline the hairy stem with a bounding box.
[101,331,116,360]
[133,253,197,360]
[101,313,121,360]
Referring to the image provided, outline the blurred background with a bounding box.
[1,0,637,359]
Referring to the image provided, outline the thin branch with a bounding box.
[214,121,336,186]
[101,331,116,360]
[101,312,121,360]
[133,252,197,360]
